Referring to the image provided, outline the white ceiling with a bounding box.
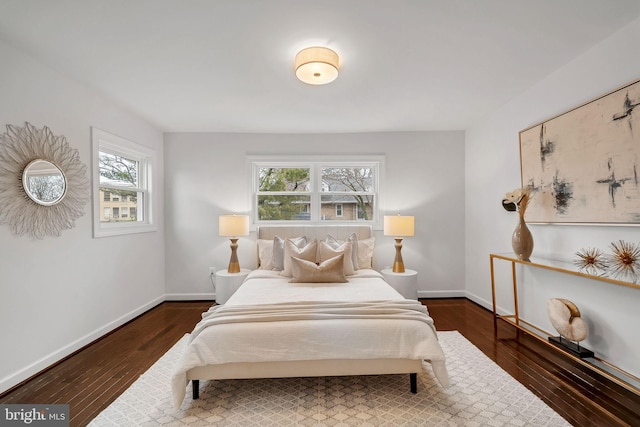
[1,0,640,133]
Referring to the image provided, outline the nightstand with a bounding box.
[214,268,250,304]
[381,268,418,299]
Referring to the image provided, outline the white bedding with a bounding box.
[228,269,402,305]
[171,269,448,408]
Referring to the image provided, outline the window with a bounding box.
[251,156,383,226]
[92,128,156,237]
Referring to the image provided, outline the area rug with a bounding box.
[88,331,570,426]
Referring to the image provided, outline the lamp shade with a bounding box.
[384,215,415,237]
[295,46,339,85]
[219,214,250,237]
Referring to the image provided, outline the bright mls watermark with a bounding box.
[0,404,69,426]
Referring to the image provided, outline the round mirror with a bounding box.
[22,159,67,206]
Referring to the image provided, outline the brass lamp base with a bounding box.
[392,237,405,273]
[227,238,241,273]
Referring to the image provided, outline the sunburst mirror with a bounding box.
[0,122,90,238]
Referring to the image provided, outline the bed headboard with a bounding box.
[258,225,372,241]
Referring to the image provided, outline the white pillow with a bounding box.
[289,254,347,283]
[319,240,355,275]
[325,233,359,271]
[357,237,375,269]
[280,238,318,277]
[272,235,307,271]
[257,239,274,270]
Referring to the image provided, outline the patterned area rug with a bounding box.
[89,331,570,426]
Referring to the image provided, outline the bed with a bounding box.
[171,225,449,409]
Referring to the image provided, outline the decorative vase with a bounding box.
[512,215,534,261]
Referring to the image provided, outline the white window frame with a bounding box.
[249,155,385,229]
[91,127,156,238]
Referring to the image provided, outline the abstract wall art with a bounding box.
[520,78,640,224]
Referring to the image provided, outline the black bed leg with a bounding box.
[410,373,417,393]
[192,380,200,400]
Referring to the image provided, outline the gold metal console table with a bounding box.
[489,253,640,395]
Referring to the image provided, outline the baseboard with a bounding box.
[418,290,466,299]
[464,291,493,311]
[165,293,215,301]
[0,295,165,395]
[465,291,518,317]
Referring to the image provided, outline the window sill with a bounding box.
[93,223,157,238]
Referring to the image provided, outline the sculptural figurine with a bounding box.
[547,298,588,342]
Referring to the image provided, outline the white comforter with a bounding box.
[171,269,448,408]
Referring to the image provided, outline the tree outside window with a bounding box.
[98,151,140,223]
[257,167,311,221]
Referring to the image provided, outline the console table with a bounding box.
[489,253,640,395]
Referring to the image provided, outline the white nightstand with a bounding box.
[214,268,250,304]
[381,268,418,299]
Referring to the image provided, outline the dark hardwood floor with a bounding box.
[1,299,639,426]
[427,299,640,427]
[0,301,211,426]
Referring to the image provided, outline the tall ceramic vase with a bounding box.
[512,215,533,261]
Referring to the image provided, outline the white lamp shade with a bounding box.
[295,47,339,85]
[384,215,415,237]
[219,214,250,237]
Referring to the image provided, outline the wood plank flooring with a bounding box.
[426,299,640,427]
[1,299,639,426]
[0,301,211,426]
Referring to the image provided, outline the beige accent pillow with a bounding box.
[280,238,318,277]
[325,233,359,270]
[319,240,355,275]
[357,237,376,269]
[289,254,348,283]
[272,235,307,271]
[257,239,274,270]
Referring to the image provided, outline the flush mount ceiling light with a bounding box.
[295,46,339,85]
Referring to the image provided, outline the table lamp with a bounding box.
[384,214,415,273]
[219,214,250,273]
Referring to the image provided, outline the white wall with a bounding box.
[164,131,465,300]
[0,40,165,392]
[465,17,640,378]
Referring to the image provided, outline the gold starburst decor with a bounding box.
[574,247,608,275]
[608,240,640,282]
[0,122,90,239]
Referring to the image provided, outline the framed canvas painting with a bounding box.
[520,78,640,224]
